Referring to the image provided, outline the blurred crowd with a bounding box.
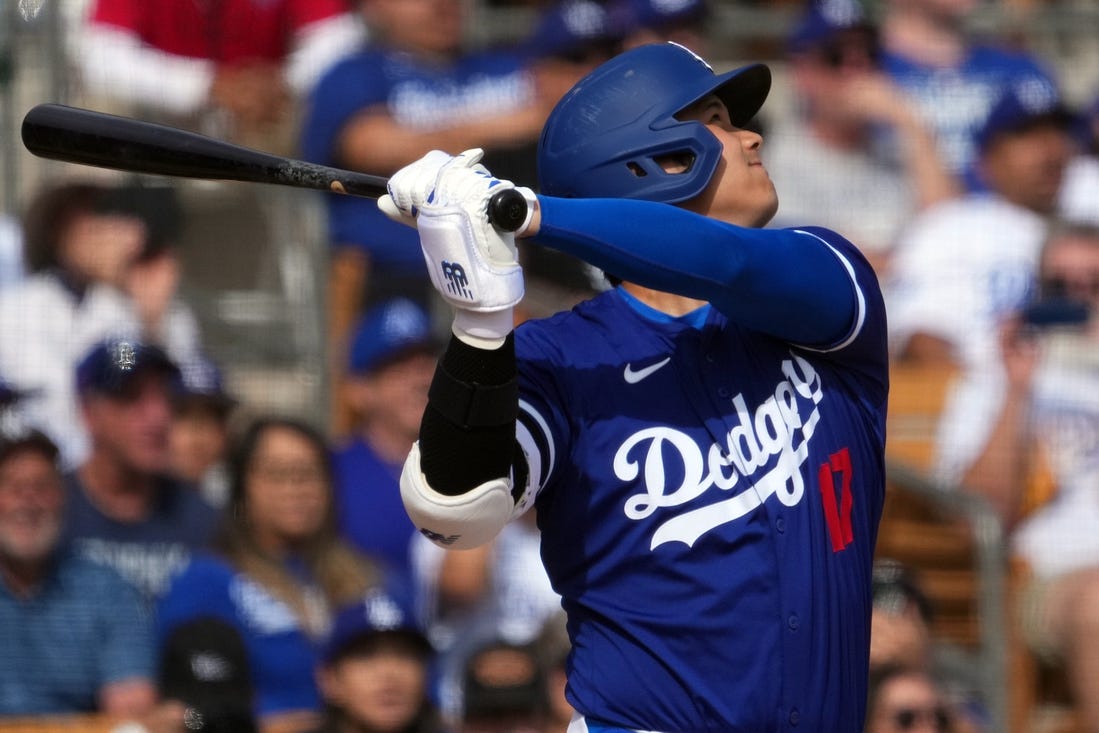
[1,0,1099,732]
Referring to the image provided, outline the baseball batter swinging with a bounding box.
[380,42,889,733]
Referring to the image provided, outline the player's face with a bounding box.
[673,95,779,227]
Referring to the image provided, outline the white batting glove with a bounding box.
[417,152,534,347]
[378,149,456,228]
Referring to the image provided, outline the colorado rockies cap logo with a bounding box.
[111,340,137,371]
[441,261,473,300]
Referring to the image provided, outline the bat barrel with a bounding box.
[20,103,392,198]
[20,103,528,231]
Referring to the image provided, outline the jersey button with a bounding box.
[789,708,800,726]
[705,353,716,363]
[717,387,730,398]
[787,614,799,631]
[775,517,786,533]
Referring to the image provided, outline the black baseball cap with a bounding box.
[158,617,257,733]
[75,338,182,398]
[462,640,548,719]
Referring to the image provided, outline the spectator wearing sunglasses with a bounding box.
[870,559,935,674]
[865,664,957,733]
[763,0,958,274]
[950,222,1099,733]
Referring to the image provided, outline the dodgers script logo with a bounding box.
[614,353,823,549]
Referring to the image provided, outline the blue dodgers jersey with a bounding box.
[882,45,1057,180]
[513,233,888,732]
[301,47,531,268]
[157,554,324,717]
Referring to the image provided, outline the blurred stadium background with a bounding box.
[2,2,1099,732]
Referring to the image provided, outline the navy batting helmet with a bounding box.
[537,42,771,203]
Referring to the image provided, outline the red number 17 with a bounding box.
[818,447,853,552]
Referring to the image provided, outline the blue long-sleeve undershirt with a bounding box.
[532,196,858,346]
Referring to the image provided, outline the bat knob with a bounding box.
[487,188,529,233]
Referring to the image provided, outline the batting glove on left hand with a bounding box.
[378,149,455,228]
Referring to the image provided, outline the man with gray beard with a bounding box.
[0,423,156,717]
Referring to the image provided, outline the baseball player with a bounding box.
[381,42,889,733]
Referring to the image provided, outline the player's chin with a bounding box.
[751,187,780,228]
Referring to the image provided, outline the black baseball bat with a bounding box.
[20,103,529,232]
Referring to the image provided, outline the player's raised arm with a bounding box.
[379,149,535,549]
[529,199,863,347]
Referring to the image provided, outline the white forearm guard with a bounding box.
[399,441,514,549]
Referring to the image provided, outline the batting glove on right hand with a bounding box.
[419,151,533,346]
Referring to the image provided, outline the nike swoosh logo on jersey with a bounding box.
[623,357,671,384]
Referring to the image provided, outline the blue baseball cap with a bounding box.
[976,81,1076,152]
[348,298,438,374]
[75,338,181,397]
[323,587,432,664]
[177,353,236,414]
[787,0,874,55]
[611,0,708,32]
[523,0,624,61]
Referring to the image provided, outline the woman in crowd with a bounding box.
[157,416,379,733]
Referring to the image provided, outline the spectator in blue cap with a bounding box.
[169,353,239,508]
[973,84,1077,213]
[876,0,1060,188]
[764,0,957,273]
[333,298,441,593]
[62,338,220,605]
[611,0,709,54]
[524,0,623,65]
[314,587,442,733]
